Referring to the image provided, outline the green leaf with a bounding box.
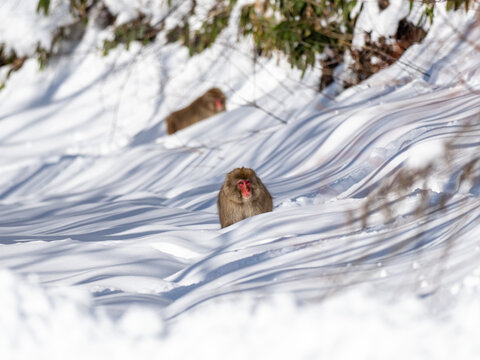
[37,0,50,15]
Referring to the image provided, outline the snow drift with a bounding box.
[1,1,480,359]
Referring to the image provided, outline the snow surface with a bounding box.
[1,1,480,359]
[0,0,73,56]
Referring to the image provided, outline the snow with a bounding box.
[1,1,480,359]
[0,0,73,56]
[353,0,412,46]
[2,269,480,360]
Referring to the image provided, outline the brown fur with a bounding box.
[217,167,273,228]
[166,87,226,135]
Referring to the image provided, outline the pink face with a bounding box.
[237,179,252,199]
[214,98,224,111]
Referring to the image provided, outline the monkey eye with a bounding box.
[238,180,245,187]
[245,179,251,186]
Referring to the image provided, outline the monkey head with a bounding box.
[224,167,261,202]
[204,87,226,113]
[217,167,273,228]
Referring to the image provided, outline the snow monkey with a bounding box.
[166,87,226,135]
[217,167,273,228]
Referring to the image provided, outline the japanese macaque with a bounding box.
[166,87,226,135]
[217,167,273,228]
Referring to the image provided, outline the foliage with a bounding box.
[37,0,50,15]
[344,18,427,89]
[70,0,96,22]
[167,0,237,56]
[36,0,98,19]
[0,45,26,90]
[32,1,109,70]
[239,0,359,74]
[23,0,477,87]
[35,44,50,70]
[410,0,472,24]
[445,0,471,11]
[102,14,160,55]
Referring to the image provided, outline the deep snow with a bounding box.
[1,1,480,359]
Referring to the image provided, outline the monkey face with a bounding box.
[217,167,272,228]
[223,167,258,202]
[237,179,252,199]
[214,98,225,111]
[209,95,225,113]
[205,88,226,113]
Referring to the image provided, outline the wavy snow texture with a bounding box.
[0,1,480,358]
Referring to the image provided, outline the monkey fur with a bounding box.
[166,87,226,135]
[217,167,273,228]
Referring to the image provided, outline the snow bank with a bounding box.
[0,0,73,56]
[1,0,480,359]
[1,269,480,360]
